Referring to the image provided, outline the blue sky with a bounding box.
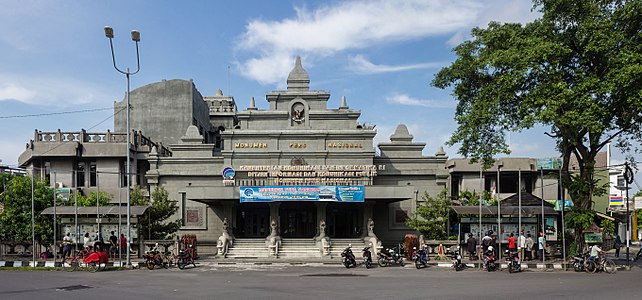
[0,0,639,191]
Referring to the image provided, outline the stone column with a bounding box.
[360,201,375,239]
[314,202,327,238]
[222,202,236,239]
[268,203,281,234]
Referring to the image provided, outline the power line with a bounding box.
[0,107,113,119]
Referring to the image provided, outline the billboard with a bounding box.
[240,186,364,203]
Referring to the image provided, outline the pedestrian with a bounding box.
[508,232,517,255]
[467,233,477,260]
[109,231,118,258]
[120,234,127,256]
[62,233,73,261]
[83,232,91,250]
[613,235,622,258]
[482,230,494,258]
[518,231,526,261]
[94,233,104,252]
[538,232,546,261]
[525,233,534,261]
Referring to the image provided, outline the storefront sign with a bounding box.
[240,185,365,203]
[609,196,624,206]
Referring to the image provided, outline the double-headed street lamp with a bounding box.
[104,26,140,267]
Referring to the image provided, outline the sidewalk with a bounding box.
[2,245,639,270]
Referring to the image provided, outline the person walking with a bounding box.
[467,233,477,260]
[525,233,534,261]
[109,231,118,258]
[538,232,546,261]
[518,231,526,262]
[508,232,517,256]
[613,235,622,258]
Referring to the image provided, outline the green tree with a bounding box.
[433,0,642,240]
[0,175,54,243]
[406,189,452,239]
[132,186,180,240]
[75,191,111,207]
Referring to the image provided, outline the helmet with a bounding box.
[488,230,493,235]
[155,243,159,247]
[413,247,417,250]
[488,246,494,251]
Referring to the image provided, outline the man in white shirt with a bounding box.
[517,231,526,262]
[590,243,603,260]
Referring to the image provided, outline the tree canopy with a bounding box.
[433,0,642,215]
[0,175,54,243]
[132,186,180,240]
[406,189,452,239]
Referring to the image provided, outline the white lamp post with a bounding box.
[104,26,140,267]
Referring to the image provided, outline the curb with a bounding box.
[0,260,140,268]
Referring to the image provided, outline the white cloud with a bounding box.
[447,31,466,47]
[348,55,444,74]
[386,93,455,109]
[236,0,481,85]
[0,83,36,102]
[0,74,116,107]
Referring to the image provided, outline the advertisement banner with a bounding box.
[240,186,364,203]
[545,199,572,211]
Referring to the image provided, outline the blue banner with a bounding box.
[240,186,365,203]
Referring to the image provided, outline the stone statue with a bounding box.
[216,218,234,256]
[364,218,381,251]
[314,219,331,256]
[265,218,281,256]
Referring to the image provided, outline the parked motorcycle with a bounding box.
[450,247,465,271]
[144,249,167,270]
[412,246,428,269]
[362,245,373,269]
[505,249,521,273]
[378,247,405,267]
[572,251,590,272]
[341,244,357,268]
[483,246,497,272]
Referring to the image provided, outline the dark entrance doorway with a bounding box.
[236,203,270,238]
[280,202,316,238]
[326,203,362,238]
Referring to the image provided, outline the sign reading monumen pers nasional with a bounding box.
[240,186,365,203]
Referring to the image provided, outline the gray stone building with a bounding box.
[18,57,449,257]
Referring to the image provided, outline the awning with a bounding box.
[451,205,557,215]
[595,211,615,221]
[41,205,150,216]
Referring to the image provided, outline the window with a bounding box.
[76,162,85,187]
[89,161,97,187]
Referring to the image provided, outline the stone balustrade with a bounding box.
[31,129,172,157]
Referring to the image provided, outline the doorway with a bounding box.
[236,203,270,238]
[326,203,362,238]
[280,202,316,238]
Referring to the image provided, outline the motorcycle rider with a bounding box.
[481,230,494,257]
[589,243,604,262]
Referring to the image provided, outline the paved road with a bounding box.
[0,264,639,300]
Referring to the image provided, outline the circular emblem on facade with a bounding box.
[243,188,255,198]
[223,167,235,179]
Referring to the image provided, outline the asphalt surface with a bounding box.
[0,263,640,300]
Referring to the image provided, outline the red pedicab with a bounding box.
[84,250,108,272]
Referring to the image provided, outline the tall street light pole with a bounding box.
[104,26,140,267]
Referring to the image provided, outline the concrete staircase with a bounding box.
[278,238,321,259]
[329,238,366,259]
[225,238,269,259]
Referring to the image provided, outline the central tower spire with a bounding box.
[286,56,310,91]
